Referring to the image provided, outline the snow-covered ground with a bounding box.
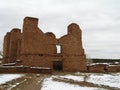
[58,74,84,81]
[87,73,120,88]
[41,77,102,90]
[0,73,120,90]
[41,73,120,90]
[75,72,120,88]
[0,74,24,85]
[59,72,120,88]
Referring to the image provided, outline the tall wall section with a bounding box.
[3,32,11,63]
[59,23,86,71]
[18,17,58,67]
[2,29,21,63]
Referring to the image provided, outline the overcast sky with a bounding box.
[0,0,120,59]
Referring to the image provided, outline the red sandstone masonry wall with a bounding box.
[3,29,21,63]
[21,17,57,54]
[3,17,87,72]
[59,23,87,71]
[3,32,11,63]
[63,56,86,72]
[8,29,21,63]
[19,17,58,67]
[0,66,52,74]
[59,35,84,55]
[18,55,53,68]
[59,23,84,55]
[107,65,120,72]
[88,64,108,73]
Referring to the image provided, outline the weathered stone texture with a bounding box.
[88,64,108,73]
[59,23,86,71]
[0,66,52,73]
[3,29,21,63]
[107,65,120,72]
[21,17,57,54]
[2,17,87,72]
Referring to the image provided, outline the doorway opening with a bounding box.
[53,61,63,71]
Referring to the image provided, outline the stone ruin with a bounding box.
[2,17,87,72]
[1,16,120,73]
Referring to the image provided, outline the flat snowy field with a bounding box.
[0,74,24,85]
[41,73,120,90]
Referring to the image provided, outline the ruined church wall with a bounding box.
[59,23,85,55]
[59,35,84,55]
[2,32,11,63]
[19,17,58,67]
[63,55,86,71]
[8,29,21,63]
[18,55,53,68]
[59,23,87,71]
[21,17,57,55]
[2,17,87,72]
[3,29,21,63]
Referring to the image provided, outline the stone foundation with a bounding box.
[0,66,52,74]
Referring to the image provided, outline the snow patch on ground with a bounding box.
[0,74,24,85]
[41,73,120,90]
[63,72,120,88]
[87,73,120,88]
[58,74,84,81]
[41,77,101,90]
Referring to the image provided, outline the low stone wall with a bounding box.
[107,65,120,72]
[0,64,120,73]
[87,64,120,73]
[87,64,107,73]
[0,66,52,74]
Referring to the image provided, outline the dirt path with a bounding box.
[0,74,50,90]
